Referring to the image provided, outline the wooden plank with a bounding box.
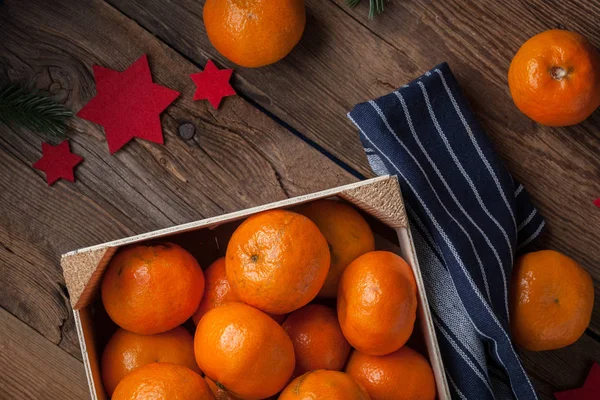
[1,0,598,398]
[107,0,600,334]
[377,234,600,400]
[330,0,600,334]
[520,333,600,400]
[105,0,377,178]
[0,0,354,361]
[0,307,88,399]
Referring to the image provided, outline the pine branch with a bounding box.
[0,84,73,139]
[346,0,387,18]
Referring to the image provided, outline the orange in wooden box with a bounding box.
[61,176,451,399]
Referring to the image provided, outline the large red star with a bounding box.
[190,60,236,109]
[555,363,600,400]
[33,140,83,185]
[77,54,180,154]
[594,198,600,208]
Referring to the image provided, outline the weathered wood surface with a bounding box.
[109,0,600,334]
[0,307,88,399]
[0,0,353,397]
[0,0,598,399]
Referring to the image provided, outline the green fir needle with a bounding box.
[0,84,73,139]
[346,0,387,18]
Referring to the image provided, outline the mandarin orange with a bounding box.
[111,362,213,400]
[510,250,594,351]
[346,347,436,400]
[279,370,370,400]
[282,304,351,377]
[295,199,375,298]
[226,210,330,314]
[203,0,306,68]
[192,257,238,325]
[101,243,204,334]
[338,251,417,356]
[101,326,200,396]
[508,29,600,126]
[205,376,240,400]
[194,302,295,399]
[191,257,286,325]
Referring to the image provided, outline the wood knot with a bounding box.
[178,122,196,140]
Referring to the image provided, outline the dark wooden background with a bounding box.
[1,0,599,399]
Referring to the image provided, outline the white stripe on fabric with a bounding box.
[355,123,505,352]
[433,315,495,395]
[514,184,524,197]
[411,222,488,373]
[351,117,538,400]
[367,99,494,304]
[400,86,511,320]
[447,371,470,400]
[434,69,517,234]
[518,220,546,250]
[414,81,515,272]
[517,209,537,232]
[366,153,391,175]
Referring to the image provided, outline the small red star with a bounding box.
[555,363,600,400]
[77,54,180,154]
[190,60,236,109]
[594,198,600,208]
[33,140,83,185]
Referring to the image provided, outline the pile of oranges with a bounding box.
[99,199,436,400]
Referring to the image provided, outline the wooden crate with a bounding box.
[61,176,451,399]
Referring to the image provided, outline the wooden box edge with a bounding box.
[61,175,450,400]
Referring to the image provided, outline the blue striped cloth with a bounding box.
[348,63,545,400]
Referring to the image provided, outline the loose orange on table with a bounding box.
[203,0,306,68]
[101,326,200,396]
[510,250,594,351]
[346,347,436,400]
[508,29,600,126]
[226,209,330,314]
[279,370,371,400]
[295,199,375,298]
[194,302,295,400]
[338,251,417,356]
[282,304,351,377]
[111,362,213,400]
[101,243,205,335]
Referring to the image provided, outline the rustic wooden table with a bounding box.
[1,0,598,399]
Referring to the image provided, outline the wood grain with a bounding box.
[0,307,88,399]
[329,0,600,332]
[375,231,600,400]
[107,0,600,334]
[0,0,599,399]
[0,0,353,362]
[520,333,600,399]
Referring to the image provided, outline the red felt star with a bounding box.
[555,363,600,400]
[33,140,83,185]
[594,198,600,208]
[190,60,236,109]
[77,54,180,154]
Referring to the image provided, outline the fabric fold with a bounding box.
[348,63,544,400]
